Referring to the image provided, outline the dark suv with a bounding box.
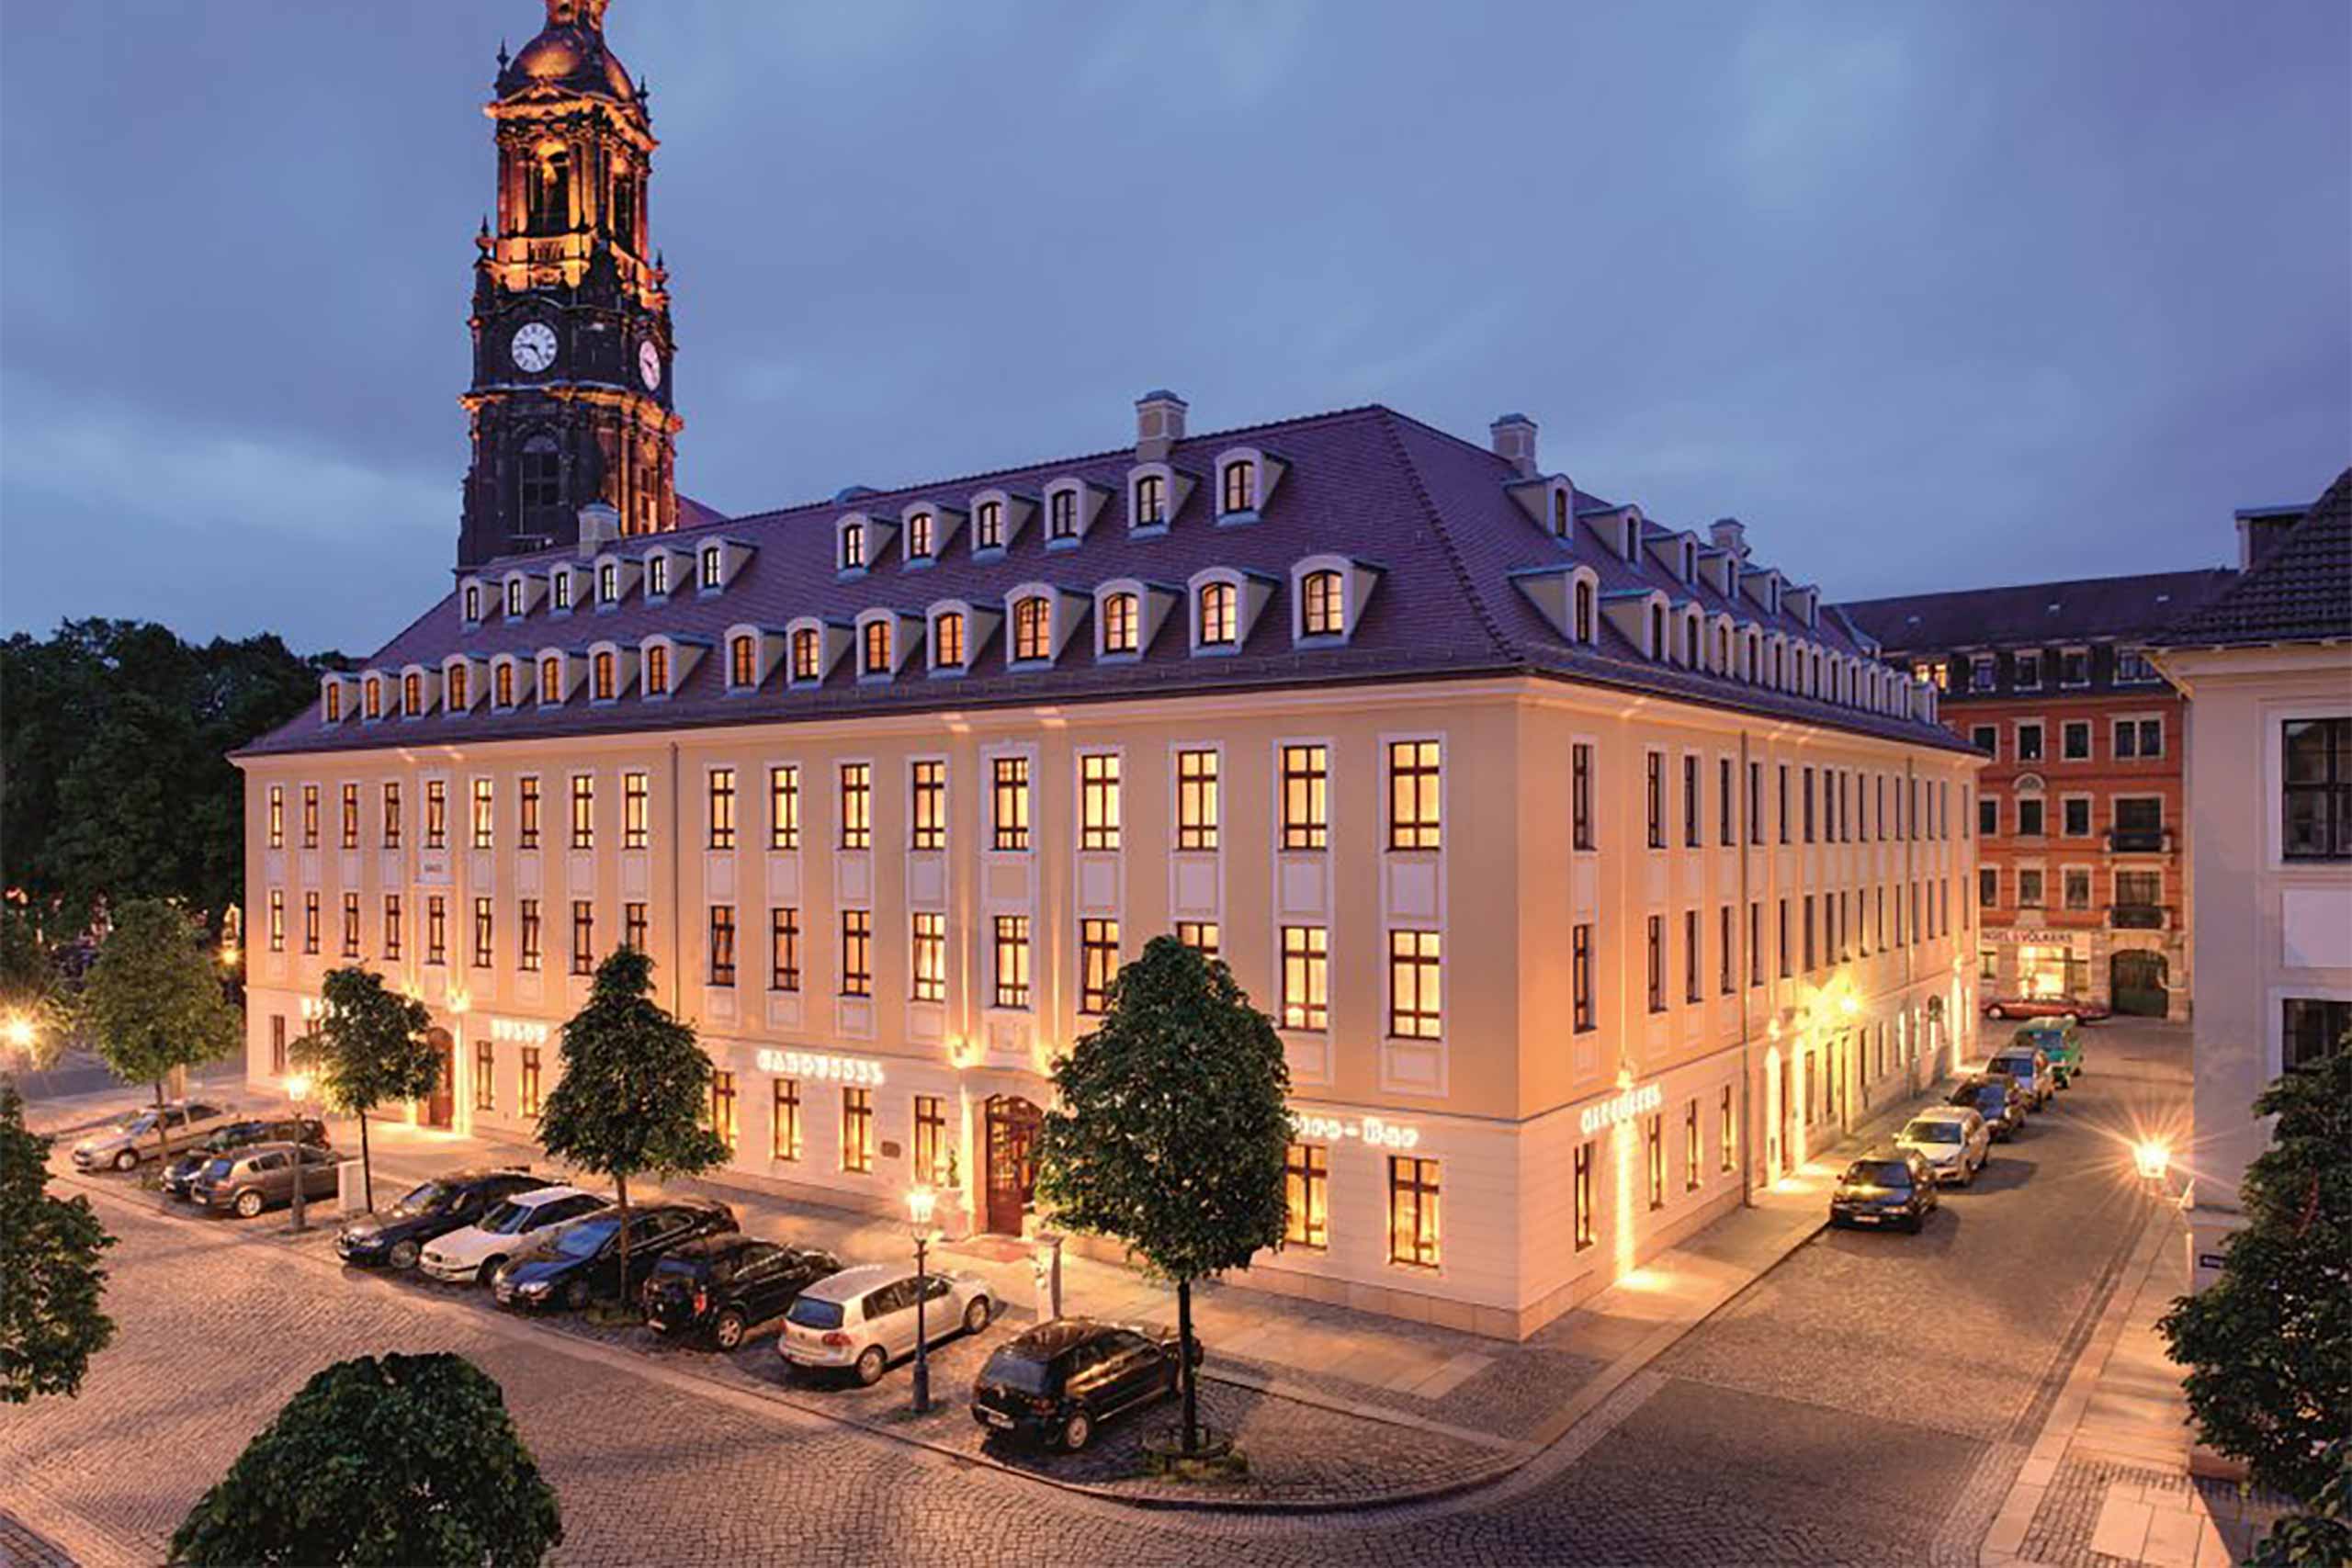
[162,1117,328,1199]
[335,1168,546,1270]
[972,1318,1195,1451]
[493,1200,739,1312]
[1828,1149,1939,1233]
[643,1235,842,1349]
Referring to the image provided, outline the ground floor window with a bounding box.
[269,1014,288,1076]
[1684,1098,1702,1190]
[2017,942,2085,1000]
[1647,1114,1666,1210]
[913,1094,947,1185]
[842,1087,874,1173]
[773,1078,802,1162]
[1284,1141,1329,1249]
[1719,1085,1736,1173]
[1387,1156,1441,1269]
[474,1041,494,1113]
[708,1071,738,1153]
[1574,1140,1595,1251]
[2283,998,2351,1072]
[519,1047,542,1118]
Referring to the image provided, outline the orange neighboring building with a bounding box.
[1842,570,2235,1020]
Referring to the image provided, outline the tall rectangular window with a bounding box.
[571,900,594,975]
[707,1072,738,1153]
[1176,749,1220,851]
[302,784,320,849]
[1803,766,1816,843]
[268,890,285,952]
[841,909,873,998]
[910,911,944,1002]
[2283,998,2352,1071]
[516,776,538,850]
[519,898,541,972]
[269,1014,288,1076]
[841,1088,874,1174]
[768,765,799,851]
[623,771,649,850]
[1748,900,1761,987]
[1573,743,1596,850]
[383,781,403,850]
[992,915,1029,1008]
[1176,921,1221,959]
[520,1048,542,1118]
[1647,1113,1666,1210]
[1718,757,1735,845]
[341,783,359,850]
[1284,1142,1329,1249]
[1573,1142,1595,1251]
[991,757,1030,852]
[422,895,442,964]
[268,785,285,849]
[1721,1085,1737,1173]
[707,768,737,850]
[1572,923,1595,1032]
[910,761,945,852]
[913,1095,948,1185]
[770,908,801,991]
[1646,915,1664,1011]
[424,780,447,849]
[2284,717,2352,860]
[1387,739,1442,851]
[1804,895,1817,970]
[1080,919,1120,1014]
[708,906,737,986]
[838,762,871,851]
[1281,744,1329,851]
[1747,761,1763,845]
[570,774,594,850]
[469,779,493,850]
[1684,909,1701,1003]
[474,1041,495,1113]
[1281,926,1329,1030]
[1645,752,1666,849]
[1387,930,1442,1038]
[1388,1156,1442,1269]
[1718,905,1735,995]
[1682,754,1701,847]
[771,1078,802,1161]
[382,894,401,961]
[341,894,361,959]
[1779,764,1791,843]
[1080,753,1122,852]
[471,897,493,968]
[623,902,647,953]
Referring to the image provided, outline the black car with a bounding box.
[1950,1075,2025,1141]
[642,1235,842,1348]
[335,1167,546,1270]
[1828,1149,1939,1233]
[161,1117,329,1199]
[971,1318,1195,1452]
[493,1201,738,1312]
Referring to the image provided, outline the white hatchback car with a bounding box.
[779,1262,992,1386]
[419,1186,608,1284]
[1895,1106,1991,1187]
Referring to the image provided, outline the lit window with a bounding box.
[841,1087,873,1172]
[472,897,494,968]
[768,766,798,850]
[1388,1156,1440,1269]
[570,774,594,850]
[1012,596,1050,662]
[993,915,1031,1008]
[1080,918,1120,1013]
[539,656,562,703]
[463,584,481,621]
[913,1094,948,1183]
[730,635,756,688]
[598,560,618,604]
[1386,739,1441,851]
[1177,921,1220,959]
[707,906,737,986]
[975,499,1003,549]
[1551,489,1569,536]
[323,683,342,723]
[1176,749,1219,851]
[571,901,594,975]
[1102,592,1139,655]
[707,768,736,850]
[933,612,965,669]
[341,784,359,850]
[862,618,892,676]
[911,912,945,1002]
[423,780,446,850]
[707,1072,737,1151]
[1388,930,1442,1038]
[699,544,721,588]
[622,771,648,850]
[514,777,537,849]
[1281,926,1328,1030]
[1574,1141,1594,1250]
[470,778,493,850]
[1285,1143,1329,1248]
[791,627,820,682]
[992,756,1030,851]
[644,644,669,696]
[1080,753,1121,851]
[1134,473,1165,526]
[1302,570,1344,637]
[494,662,514,708]
[447,664,469,710]
[403,672,422,716]
[519,899,540,972]
[840,909,872,997]
[1197,581,1237,647]
[1221,460,1255,514]
[839,763,871,851]
[593,650,616,701]
[770,908,800,991]
[907,512,933,559]
[1573,923,1594,1030]
[1048,490,1077,539]
[840,524,865,570]
[506,580,525,618]
[1281,744,1328,850]
[771,1077,800,1159]
[551,572,571,610]
[648,555,669,596]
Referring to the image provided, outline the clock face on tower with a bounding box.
[510,321,558,375]
[638,339,662,391]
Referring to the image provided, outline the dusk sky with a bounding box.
[2,0,2345,657]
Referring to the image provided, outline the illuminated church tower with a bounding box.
[458,0,680,568]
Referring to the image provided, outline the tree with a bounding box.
[0,910,72,1073]
[1034,935,1292,1455]
[82,900,240,1158]
[291,966,439,1212]
[2160,1046,2352,1506]
[0,1086,116,1402]
[168,1351,560,1566]
[536,947,727,1305]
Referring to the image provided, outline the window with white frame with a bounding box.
[1301,570,1344,637]
[1197,581,1237,648]
[1101,592,1139,656]
[1012,596,1050,662]
[933,611,965,670]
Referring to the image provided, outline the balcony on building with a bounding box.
[2108,903,2172,931]
[2106,827,2176,853]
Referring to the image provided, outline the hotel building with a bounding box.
[232,0,1982,1338]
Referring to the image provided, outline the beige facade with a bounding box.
[240,672,1977,1338]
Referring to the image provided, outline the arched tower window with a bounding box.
[611,169,639,250]
[527,146,571,235]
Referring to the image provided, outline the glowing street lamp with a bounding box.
[907,1186,939,1415]
[2132,1140,2172,1185]
[3,1011,36,1056]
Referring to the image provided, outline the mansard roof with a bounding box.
[241,402,1971,758]
[1839,568,2238,655]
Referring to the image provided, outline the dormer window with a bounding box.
[699,543,722,589]
[1048,490,1077,540]
[1221,460,1255,514]
[1551,490,1570,537]
[1682,616,1699,667]
[862,619,892,677]
[551,572,572,611]
[541,654,563,703]
[1134,474,1166,526]
[463,584,481,622]
[791,627,820,681]
[447,665,469,711]
[1575,579,1595,643]
[1681,541,1695,581]
[495,661,516,708]
[1648,604,1666,659]
[1102,592,1139,655]
[365,678,382,719]
[975,500,1003,549]
[841,523,865,571]
[506,580,525,617]
[597,561,619,604]
[1012,596,1051,662]
[645,644,671,696]
[907,511,934,560]
[324,683,343,723]
[648,555,670,597]
[1199,581,1238,648]
[402,672,423,716]
[1302,570,1344,637]
[933,611,965,669]
[593,650,616,701]
[729,634,756,688]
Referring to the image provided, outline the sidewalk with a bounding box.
[1982,1208,2294,1568]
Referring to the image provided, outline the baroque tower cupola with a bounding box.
[458,0,681,568]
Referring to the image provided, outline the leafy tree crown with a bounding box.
[83,899,239,1088]
[0,1086,117,1403]
[293,966,440,1116]
[536,947,727,1182]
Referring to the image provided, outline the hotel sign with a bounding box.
[756,1047,886,1087]
[488,1017,551,1045]
[1290,1111,1421,1151]
[1579,1081,1664,1137]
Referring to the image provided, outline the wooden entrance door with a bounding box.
[424,1028,456,1129]
[984,1096,1041,1235]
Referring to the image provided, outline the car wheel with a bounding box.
[963,1295,991,1336]
[233,1190,265,1220]
[477,1257,506,1287]
[114,1148,140,1172]
[714,1311,748,1351]
[388,1239,420,1271]
[564,1278,592,1312]
[1062,1411,1093,1452]
[854,1345,887,1386]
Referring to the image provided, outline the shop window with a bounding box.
[1284,1143,1329,1249]
[912,1095,948,1184]
[842,1088,874,1173]
[1387,1156,1441,1269]
[520,1048,542,1118]
[1573,1141,1595,1251]
[771,1078,802,1161]
[707,1072,738,1153]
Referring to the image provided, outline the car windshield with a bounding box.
[200,1157,232,1180]
[1904,1121,1962,1144]
[980,1349,1055,1394]
[786,1297,844,1331]
[1845,1160,1913,1188]
[390,1181,452,1217]
[478,1199,537,1235]
[551,1217,617,1258]
[1991,1057,2034,1077]
[112,1111,153,1132]
[1973,1089,2008,1107]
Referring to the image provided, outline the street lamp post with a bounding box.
[908,1186,937,1416]
[286,1073,313,1233]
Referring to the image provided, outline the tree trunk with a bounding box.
[358,1110,373,1212]
[1177,1276,1199,1455]
[152,1080,171,1161]
[614,1171,632,1314]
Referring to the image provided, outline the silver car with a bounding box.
[1895,1107,1991,1186]
[71,1100,231,1171]
[779,1262,992,1386]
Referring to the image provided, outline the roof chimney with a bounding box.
[1489,413,1538,479]
[1709,517,1749,559]
[575,499,619,558]
[2233,504,2302,571]
[1135,389,1187,463]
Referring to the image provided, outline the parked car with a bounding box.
[187,1141,343,1219]
[1950,1075,2026,1141]
[1984,1045,2056,1111]
[780,1263,993,1386]
[71,1100,232,1172]
[642,1235,843,1348]
[1984,995,2109,1022]
[1828,1148,1939,1232]
[2013,1021,2085,1086]
[1894,1107,1991,1186]
[335,1168,548,1269]
[418,1185,609,1284]
[971,1318,1198,1451]
[492,1200,739,1312]
[161,1117,329,1199]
